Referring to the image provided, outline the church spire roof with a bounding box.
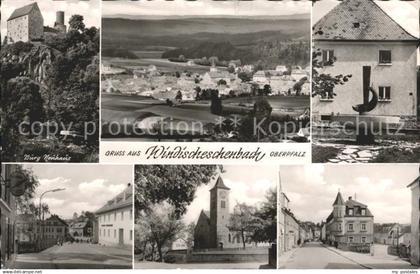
[333,191,344,206]
[210,176,230,190]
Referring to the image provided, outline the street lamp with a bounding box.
[38,188,65,250]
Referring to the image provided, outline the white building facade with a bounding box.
[96,185,133,249]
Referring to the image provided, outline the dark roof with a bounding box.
[407,175,419,188]
[345,199,367,208]
[45,215,68,227]
[70,221,89,229]
[333,192,344,206]
[201,210,210,220]
[313,0,419,42]
[345,198,374,217]
[210,176,230,190]
[7,3,39,21]
[96,185,133,215]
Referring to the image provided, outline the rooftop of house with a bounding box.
[45,215,68,227]
[210,176,230,191]
[407,175,419,188]
[96,184,133,215]
[70,221,89,229]
[8,3,40,21]
[313,0,418,42]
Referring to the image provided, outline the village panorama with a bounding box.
[101,0,311,142]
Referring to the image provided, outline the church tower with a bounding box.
[209,176,230,248]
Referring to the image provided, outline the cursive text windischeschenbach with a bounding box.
[145,145,266,162]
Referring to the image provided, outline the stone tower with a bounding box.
[54,11,67,33]
[209,176,230,248]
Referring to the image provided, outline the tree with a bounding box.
[210,89,222,115]
[137,202,185,262]
[263,84,272,96]
[1,77,45,160]
[194,86,202,100]
[69,15,85,32]
[238,72,252,82]
[179,222,195,252]
[135,165,218,218]
[175,90,182,101]
[227,65,235,74]
[228,203,260,249]
[14,166,40,214]
[312,48,351,99]
[251,83,259,96]
[253,188,277,243]
[217,79,227,86]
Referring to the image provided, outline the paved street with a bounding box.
[135,261,270,269]
[13,243,132,269]
[280,242,365,269]
[279,242,416,269]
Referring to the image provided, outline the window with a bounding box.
[322,50,335,66]
[361,223,367,231]
[121,212,124,221]
[361,236,367,243]
[361,209,366,216]
[378,86,391,101]
[130,230,133,241]
[348,223,354,232]
[221,201,226,209]
[337,223,342,231]
[114,212,117,221]
[114,229,116,238]
[379,50,392,64]
[348,209,353,216]
[348,236,354,243]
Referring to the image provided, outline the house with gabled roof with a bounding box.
[312,0,419,125]
[325,191,374,250]
[7,2,44,43]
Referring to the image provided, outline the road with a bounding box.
[280,242,365,269]
[280,242,416,269]
[13,243,132,269]
[135,261,271,269]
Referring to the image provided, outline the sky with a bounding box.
[1,0,101,39]
[183,165,277,225]
[22,164,132,220]
[279,165,419,225]
[102,0,310,18]
[313,0,419,64]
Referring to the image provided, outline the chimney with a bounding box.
[348,196,352,200]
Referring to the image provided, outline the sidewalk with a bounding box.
[277,246,301,268]
[322,244,416,269]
